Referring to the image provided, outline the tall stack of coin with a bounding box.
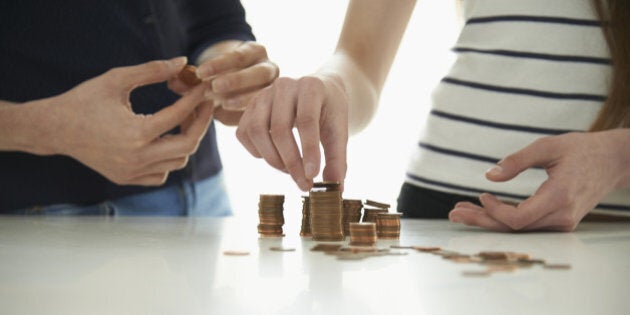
[300,195,312,237]
[375,213,402,239]
[309,182,344,241]
[348,222,377,246]
[342,199,363,235]
[257,194,285,237]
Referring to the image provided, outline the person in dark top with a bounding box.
[0,0,279,215]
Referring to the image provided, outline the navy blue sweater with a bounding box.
[0,0,255,210]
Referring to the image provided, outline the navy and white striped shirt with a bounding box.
[405,0,630,215]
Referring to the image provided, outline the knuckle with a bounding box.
[275,77,296,89]
[231,49,248,64]
[247,42,267,57]
[295,114,318,129]
[269,124,291,139]
[299,76,324,91]
[250,124,269,138]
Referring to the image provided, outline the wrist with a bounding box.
[2,98,63,155]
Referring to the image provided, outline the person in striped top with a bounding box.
[236,0,630,232]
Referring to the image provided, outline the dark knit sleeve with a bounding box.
[180,0,256,63]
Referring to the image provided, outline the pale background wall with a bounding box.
[216,0,460,221]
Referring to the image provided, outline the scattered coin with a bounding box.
[413,246,442,252]
[462,270,491,277]
[223,250,250,256]
[311,244,343,252]
[543,263,572,270]
[269,247,296,252]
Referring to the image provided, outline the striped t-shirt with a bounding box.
[405,0,630,216]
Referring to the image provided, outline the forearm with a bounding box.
[0,99,56,155]
[317,0,416,134]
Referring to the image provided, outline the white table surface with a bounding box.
[1,215,629,315]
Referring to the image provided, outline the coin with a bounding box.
[223,250,250,256]
[179,65,201,86]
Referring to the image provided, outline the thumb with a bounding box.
[111,57,188,91]
[486,137,558,182]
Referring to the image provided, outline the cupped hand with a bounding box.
[235,74,349,191]
[449,130,630,232]
[42,57,214,186]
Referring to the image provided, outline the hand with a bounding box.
[40,57,214,186]
[235,74,349,191]
[168,41,279,126]
[448,130,630,232]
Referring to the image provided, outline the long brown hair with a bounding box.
[591,0,630,130]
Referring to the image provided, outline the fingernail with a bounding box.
[197,65,214,79]
[212,79,229,93]
[169,56,187,68]
[304,162,317,178]
[485,165,503,177]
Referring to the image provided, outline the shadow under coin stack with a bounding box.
[361,199,390,223]
[309,182,344,241]
[300,195,312,237]
[257,194,285,237]
[376,213,402,239]
[342,199,363,235]
[348,222,377,246]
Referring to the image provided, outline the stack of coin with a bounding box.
[342,199,363,235]
[362,207,389,223]
[309,182,344,241]
[300,195,312,237]
[257,194,285,237]
[348,222,377,246]
[365,199,390,210]
[376,213,402,239]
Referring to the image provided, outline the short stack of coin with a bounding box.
[376,213,402,239]
[300,195,312,237]
[342,199,363,235]
[362,208,389,223]
[257,194,285,237]
[309,182,344,241]
[361,199,390,223]
[365,199,391,210]
[348,222,377,246]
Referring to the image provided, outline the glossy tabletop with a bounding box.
[1,215,629,315]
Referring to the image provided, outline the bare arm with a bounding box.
[0,99,53,154]
[320,0,417,133]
